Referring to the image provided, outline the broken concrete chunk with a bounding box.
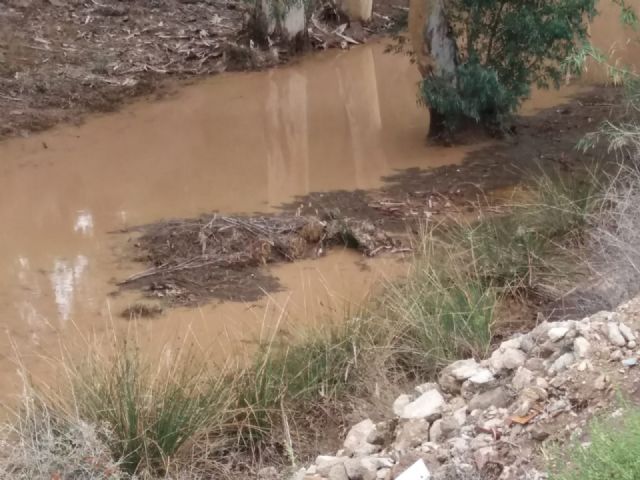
[344,419,380,456]
[573,337,590,358]
[468,386,510,411]
[393,394,413,417]
[606,322,627,347]
[512,367,534,391]
[489,347,526,373]
[548,326,570,342]
[395,459,431,480]
[619,323,636,342]
[549,352,575,373]
[400,389,446,421]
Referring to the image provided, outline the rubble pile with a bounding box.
[288,296,640,480]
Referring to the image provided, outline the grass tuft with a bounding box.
[549,407,640,480]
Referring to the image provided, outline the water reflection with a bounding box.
[50,255,88,325]
[74,210,94,236]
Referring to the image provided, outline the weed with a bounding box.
[549,407,640,480]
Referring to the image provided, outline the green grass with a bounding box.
[65,344,237,475]
[384,236,496,373]
[549,407,640,480]
[0,169,612,479]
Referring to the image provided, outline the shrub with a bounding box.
[420,0,596,135]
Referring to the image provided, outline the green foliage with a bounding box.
[421,0,596,132]
[549,407,640,480]
[68,345,235,475]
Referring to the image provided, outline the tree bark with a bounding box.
[409,0,458,138]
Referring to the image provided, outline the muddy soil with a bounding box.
[118,87,626,308]
[119,214,399,304]
[0,0,406,140]
[280,88,622,231]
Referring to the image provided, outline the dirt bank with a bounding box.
[0,0,405,140]
[280,87,623,229]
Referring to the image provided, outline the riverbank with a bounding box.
[4,161,639,478]
[0,0,406,141]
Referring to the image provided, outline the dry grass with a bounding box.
[0,167,622,479]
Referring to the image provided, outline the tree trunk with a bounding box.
[339,0,373,22]
[427,106,448,140]
[409,0,458,138]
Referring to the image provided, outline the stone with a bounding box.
[573,337,591,358]
[525,357,545,372]
[393,394,413,417]
[317,456,349,476]
[452,406,467,427]
[606,322,627,347]
[468,386,510,411]
[468,368,495,384]
[489,348,526,372]
[444,358,483,380]
[519,334,536,353]
[629,340,638,349]
[622,357,638,367]
[530,426,550,441]
[500,336,523,350]
[437,373,460,394]
[512,367,534,390]
[377,468,390,480]
[415,382,439,394]
[535,377,549,389]
[344,458,377,480]
[548,326,570,342]
[473,446,498,471]
[619,323,637,342]
[344,419,380,456]
[400,389,446,421]
[611,349,624,361]
[393,458,431,480]
[549,352,575,373]
[328,464,349,480]
[428,419,443,444]
[394,419,431,453]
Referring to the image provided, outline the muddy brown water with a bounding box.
[0,6,637,403]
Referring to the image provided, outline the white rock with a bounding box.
[619,323,636,342]
[400,389,446,420]
[446,358,483,380]
[512,367,534,390]
[611,349,624,361]
[548,326,570,342]
[573,337,591,358]
[429,419,443,443]
[393,394,413,417]
[453,406,467,426]
[395,459,431,480]
[535,377,549,389]
[344,458,377,480]
[549,352,575,373]
[468,368,495,384]
[606,322,627,347]
[500,336,523,351]
[489,348,526,372]
[629,340,637,349]
[415,382,439,394]
[328,463,349,480]
[393,418,430,453]
[316,456,348,476]
[344,419,380,456]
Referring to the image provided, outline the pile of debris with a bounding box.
[289,295,640,480]
[119,214,399,304]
